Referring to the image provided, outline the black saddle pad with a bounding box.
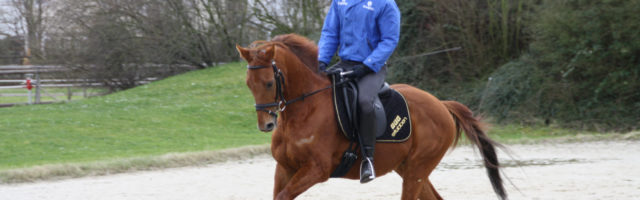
[331,77,412,143]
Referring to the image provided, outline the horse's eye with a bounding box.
[266,81,274,88]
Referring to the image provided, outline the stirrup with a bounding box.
[360,157,376,183]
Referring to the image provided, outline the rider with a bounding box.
[318,0,400,183]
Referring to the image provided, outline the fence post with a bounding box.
[35,68,41,103]
[67,87,72,101]
[25,74,33,104]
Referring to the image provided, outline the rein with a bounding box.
[247,61,332,118]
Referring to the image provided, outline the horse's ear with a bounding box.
[263,44,275,60]
[236,44,252,62]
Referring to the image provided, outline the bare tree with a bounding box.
[41,0,265,90]
[0,6,9,37]
[253,0,329,39]
[8,0,47,61]
[166,0,256,67]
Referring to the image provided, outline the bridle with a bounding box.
[247,60,332,118]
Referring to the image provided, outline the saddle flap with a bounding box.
[331,75,411,143]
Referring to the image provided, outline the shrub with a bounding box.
[528,0,640,130]
[390,0,535,100]
[478,56,543,121]
[393,0,640,130]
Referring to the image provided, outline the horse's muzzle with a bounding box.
[257,115,277,132]
[263,122,276,132]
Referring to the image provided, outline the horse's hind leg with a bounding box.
[399,177,442,200]
[419,180,443,200]
[396,159,442,200]
[396,164,431,200]
[399,176,443,200]
[400,175,426,200]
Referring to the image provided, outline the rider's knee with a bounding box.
[358,97,376,114]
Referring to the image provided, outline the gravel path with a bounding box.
[1,141,639,200]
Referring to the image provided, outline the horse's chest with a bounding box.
[271,132,316,169]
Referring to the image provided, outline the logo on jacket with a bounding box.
[337,0,348,6]
[363,1,374,11]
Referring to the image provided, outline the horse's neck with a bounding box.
[276,53,328,99]
[275,51,330,119]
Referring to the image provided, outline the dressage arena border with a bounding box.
[0,145,270,184]
[1,132,638,184]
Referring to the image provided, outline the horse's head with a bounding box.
[236,34,325,132]
[236,43,279,132]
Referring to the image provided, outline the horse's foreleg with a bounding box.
[418,179,443,200]
[273,164,293,199]
[274,163,328,200]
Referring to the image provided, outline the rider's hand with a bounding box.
[319,61,328,72]
[346,64,373,78]
[323,66,342,75]
[320,62,343,75]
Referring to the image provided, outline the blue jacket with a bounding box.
[318,0,401,72]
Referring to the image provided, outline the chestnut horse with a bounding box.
[236,34,506,200]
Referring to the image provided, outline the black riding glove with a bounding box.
[346,64,373,79]
[320,62,342,75]
[319,61,328,72]
[324,67,342,75]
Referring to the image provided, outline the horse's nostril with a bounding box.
[266,122,275,130]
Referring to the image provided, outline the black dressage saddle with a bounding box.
[331,73,412,143]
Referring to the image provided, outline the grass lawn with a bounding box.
[0,62,270,170]
[489,123,587,142]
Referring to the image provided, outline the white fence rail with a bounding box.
[0,78,155,89]
[1,65,116,107]
[1,64,186,107]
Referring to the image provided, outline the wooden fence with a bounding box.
[0,65,155,107]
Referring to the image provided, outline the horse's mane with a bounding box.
[250,34,320,74]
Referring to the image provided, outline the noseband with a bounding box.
[247,61,332,118]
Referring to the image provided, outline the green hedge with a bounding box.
[527,0,639,130]
[389,0,639,130]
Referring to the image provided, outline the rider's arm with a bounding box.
[363,1,400,72]
[318,1,340,65]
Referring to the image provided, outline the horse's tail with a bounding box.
[442,100,507,200]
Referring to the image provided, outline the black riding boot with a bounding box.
[359,98,386,183]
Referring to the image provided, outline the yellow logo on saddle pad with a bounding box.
[390,115,408,137]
